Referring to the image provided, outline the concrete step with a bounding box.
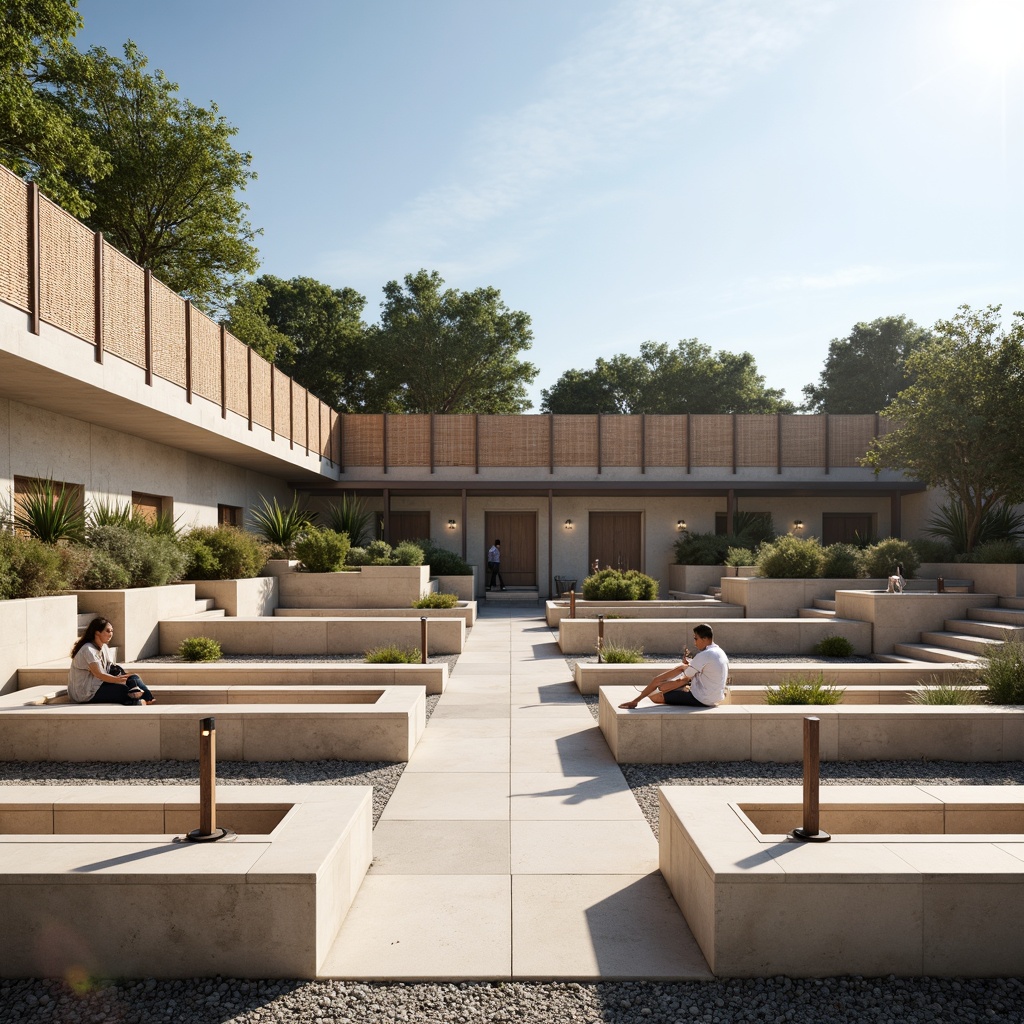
[892,642,987,665]
[194,598,218,613]
[169,609,227,621]
[876,653,937,664]
[971,604,1024,625]
[919,630,1005,657]
[1000,596,1024,610]
[946,617,1024,641]
[813,598,836,611]
[798,607,835,619]
[484,588,539,603]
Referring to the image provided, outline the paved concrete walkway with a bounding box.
[321,605,711,980]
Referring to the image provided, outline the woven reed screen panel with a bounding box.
[320,404,333,461]
[691,415,733,467]
[735,415,777,467]
[250,352,272,428]
[829,415,877,467]
[479,415,549,467]
[644,415,686,467]
[600,416,642,466]
[432,415,475,466]
[272,367,290,437]
[101,244,146,368]
[553,415,598,467]
[291,381,307,447]
[781,415,825,467]
[342,414,384,466]
[386,414,430,466]
[328,410,341,464]
[223,333,248,416]
[39,199,94,343]
[0,168,29,312]
[150,278,186,387]
[306,393,319,453]
[190,310,222,405]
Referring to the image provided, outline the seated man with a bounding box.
[618,622,728,709]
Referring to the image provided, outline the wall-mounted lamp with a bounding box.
[676,519,687,532]
[793,519,804,531]
[447,519,457,530]
[564,519,574,530]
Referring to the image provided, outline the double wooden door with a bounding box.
[483,512,536,587]
[589,512,643,573]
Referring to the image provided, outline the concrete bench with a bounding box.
[660,784,1024,977]
[598,685,1024,763]
[0,785,371,979]
[0,684,425,762]
[159,615,465,655]
[559,617,871,656]
[18,660,448,695]
[275,602,477,626]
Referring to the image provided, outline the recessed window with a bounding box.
[132,492,171,526]
[218,504,243,527]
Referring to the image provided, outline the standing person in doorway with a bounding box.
[487,539,505,591]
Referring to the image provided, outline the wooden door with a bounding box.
[390,512,430,545]
[589,512,643,572]
[484,512,537,587]
[822,513,874,545]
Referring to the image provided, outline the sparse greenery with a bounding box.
[599,641,645,664]
[294,527,350,573]
[981,640,1024,705]
[412,592,459,609]
[582,568,659,601]
[756,535,825,578]
[763,675,845,705]
[910,537,956,564]
[247,495,316,555]
[910,676,983,705]
[365,644,421,664]
[969,539,1023,564]
[78,524,187,588]
[182,526,267,580]
[812,634,855,657]
[858,538,920,579]
[178,636,222,662]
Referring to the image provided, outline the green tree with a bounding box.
[54,42,259,312]
[0,0,107,217]
[802,315,932,413]
[228,275,369,411]
[541,340,793,414]
[370,269,538,413]
[864,305,1024,553]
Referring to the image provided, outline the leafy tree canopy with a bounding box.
[864,305,1024,552]
[53,41,259,313]
[801,315,932,413]
[540,340,794,414]
[370,269,538,414]
[0,0,107,216]
[227,275,369,411]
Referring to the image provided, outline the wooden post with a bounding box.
[420,617,428,665]
[144,269,153,386]
[597,614,604,662]
[27,182,40,336]
[570,590,576,619]
[94,231,104,362]
[789,716,831,842]
[185,718,235,842]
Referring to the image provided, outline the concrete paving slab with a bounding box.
[511,773,646,821]
[371,821,510,874]
[382,772,510,821]
[511,821,659,874]
[405,736,511,773]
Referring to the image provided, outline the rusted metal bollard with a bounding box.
[185,717,236,842]
[420,616,428,664]
[789,716,831,842]
[569,589,576,619]
[597,614,605,663]
[937,577,945,593]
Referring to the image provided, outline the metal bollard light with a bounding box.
[789,716,831,842]
[420,616,428,664]
[597,614,604,663]
[937,577,945,593]
[569,589,576,619]
[185,717,236,843]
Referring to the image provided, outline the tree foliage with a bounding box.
[53,41,259,312]
[0,0,107,216]
[540,340,793,414]
[864,305,1024,552]
[801,315,932,413]
[369,270,538,413]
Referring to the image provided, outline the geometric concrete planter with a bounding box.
[719,577,886,618]
[0,594,78,695]
[545,598,738,627]
[667,564,725,596]
[433,567,476,602]
[919,562,1024,598]
[191,576,279,617]
[278,565,430,609]
[0,785,372,979]
[275,602,477,627]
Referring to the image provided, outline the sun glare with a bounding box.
[951,0,1024,67]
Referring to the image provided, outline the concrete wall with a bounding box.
[0,595,78,694]
[192,576,280,617]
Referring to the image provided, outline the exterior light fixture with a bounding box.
[676,519,687,531]
[564,519,574,530]
[447,519,457,530]
[793,519,804,530]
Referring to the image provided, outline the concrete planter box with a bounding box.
[668,564,725,596]
[919,562,1024,598]
[0,785,371,979]
[600,685,1024,762]
[192,576,279,617]
[279,565,431,609]
[262,559,299,577]
[276,602,477,627]
[719,577,886,618]
[0,595,79,695]
[661,784,1024,977]
[434,567,476,602]
[72,584,200,660]
[545,598,737,627]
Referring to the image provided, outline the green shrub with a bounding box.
[910,537,956,563]
[858,538,920,579]
[392,541,425,566]
[674,531,729,565]
[0,532,76,598]
[80,524,187,588]
[812,634,855,657]
[910,675,982,705]
[982,640,1024,705]
[247,495,316,555]
[763,675,845,705]
[363,539,395,565]
[325,495,375,547]
[365,644,421,664]
[294,528,351,573]
[582,568,659,600]
[724,546,755,567]
[756,535,825,578]
[75,546,131,589]
[413,592,459,608]
[820,543,864,579]
[600,641,645,664]
[346,546,369,566]
[182,526,268,580]
[926,500,1024,555]
[178,636,223,662]
[969,539,1024,564]
[414,540,473,576]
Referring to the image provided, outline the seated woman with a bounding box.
[68,617,155,706]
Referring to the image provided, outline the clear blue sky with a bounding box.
[73,0,1024,408]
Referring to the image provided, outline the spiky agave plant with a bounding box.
[10,478,85,544]
[247,495,317,556]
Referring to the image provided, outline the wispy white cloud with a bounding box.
[319,0,835,282]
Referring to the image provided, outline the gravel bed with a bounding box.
[1,976,1022,1023]
[568,653,875,674]
[140,653,461,671]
